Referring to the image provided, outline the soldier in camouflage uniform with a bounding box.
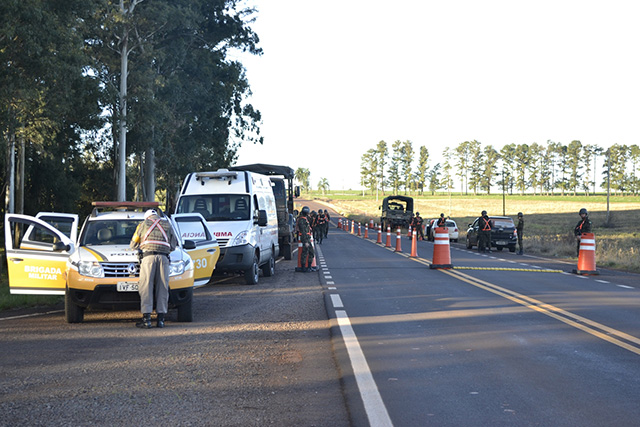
[296,206,316,272]
[516,212,524,255]
[574,208,592,257]
[130,209,178,328]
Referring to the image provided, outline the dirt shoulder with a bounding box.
[0,257,350,427]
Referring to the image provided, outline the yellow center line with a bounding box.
[354,231,640,356]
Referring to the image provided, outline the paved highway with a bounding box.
[311,202,640,427]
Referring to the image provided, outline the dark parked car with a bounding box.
[466,216,517,252]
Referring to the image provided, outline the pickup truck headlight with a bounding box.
[78,261,104,278]
[233,230,249,246]
[169,260,186,276]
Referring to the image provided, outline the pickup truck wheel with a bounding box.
[65,290,84,323]
[177,298,193,322]
[262,252,275,277]
[244,254,259,285]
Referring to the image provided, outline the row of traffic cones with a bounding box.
[336,216,599,275]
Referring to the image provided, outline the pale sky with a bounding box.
[234,1,640,191]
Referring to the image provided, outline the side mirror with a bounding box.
[257,209,268,226]
[183,239,196,250]
[53,241,70,252]
[294,186,301,198]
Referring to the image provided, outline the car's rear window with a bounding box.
[492,219,515,228]
[445,221,456,228]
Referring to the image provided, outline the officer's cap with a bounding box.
[144,209,158,219]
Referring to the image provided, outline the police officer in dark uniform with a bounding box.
[436,213,447,227]
[477,210,493,253]
[516,212,524,255]
[316,209,327,244]
[574,208,592,257]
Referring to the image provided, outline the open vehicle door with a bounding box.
[171,213,220,287]
[4,214,78,295]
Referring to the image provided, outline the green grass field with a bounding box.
[305,191,640,272]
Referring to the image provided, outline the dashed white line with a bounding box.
[595,280,610,284]
[326,281,335,285]
[617,285,634,289]
[335,310,393,427]
[331,294,344,308]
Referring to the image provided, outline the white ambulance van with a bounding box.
[175,169,279,285]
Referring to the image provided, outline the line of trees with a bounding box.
[361,140,640,196]
[1,0,262,217]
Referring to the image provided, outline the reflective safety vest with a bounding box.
[437,217,446,227]
[140,218,172,253]
[480,217,492,231]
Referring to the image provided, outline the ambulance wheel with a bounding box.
[65,290,84,323]
[262,251,275,277]
[177,299,193,322]
[245,254,259,285]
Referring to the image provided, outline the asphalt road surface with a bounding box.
[310,200,640,427]
[2,200,640,426]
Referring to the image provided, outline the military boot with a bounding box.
[136,313,152,329]
[157,313,166,328]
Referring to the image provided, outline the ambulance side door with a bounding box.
[4,214,76,295]
[172,213,220,287]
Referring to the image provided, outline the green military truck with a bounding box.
[379,195,414,231]
[229,164,298,260]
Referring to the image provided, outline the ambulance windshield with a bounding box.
[177,195,251,221]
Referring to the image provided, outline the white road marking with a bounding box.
[335,310,393,427]
[328,286,337,290]
[327,281,335,285]
[331,294,344,308]
[617,285,634,289]
[0,310,64,321]
[595,280,610,284]
[325,275,333,279]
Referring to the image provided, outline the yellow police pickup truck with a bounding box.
[4,202,220,323]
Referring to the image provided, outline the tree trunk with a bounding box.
[16,132,25,214]
[117,33,129,202]
[5,132,15,214]
[144,146,155,202]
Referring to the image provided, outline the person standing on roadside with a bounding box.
[414,212,425,240]
[477,210,493,253]
[436,213,447,227]
[323,209,331,239]
[296,206,316,272]
[516,212,524,255]
[574,208,592,257]
[130,209,178,329]
[316,209,327,244]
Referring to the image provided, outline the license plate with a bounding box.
[496,241,507,246]
[117,281,138,292]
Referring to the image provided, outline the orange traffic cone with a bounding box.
[310,235,317,269]
[385,226,392,247]
[351,220,355,234]
[430,227,452,269]
[364,225,369,239]
[338,218,342,230]
[410,230,418,257]
[573,232,599,275]
[407,225,412,238]
[376,224,382,244]
[357,222,361,236]
[295,242,304,271]
[369,219,374,229]
[395,228,402,252]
